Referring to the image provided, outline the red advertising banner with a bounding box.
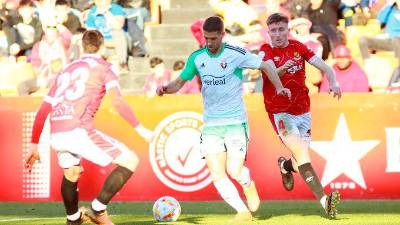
[0,94,400,201]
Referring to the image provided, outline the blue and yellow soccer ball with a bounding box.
[152,196,181,222]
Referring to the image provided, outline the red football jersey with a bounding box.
[259,39,315,115]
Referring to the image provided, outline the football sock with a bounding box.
[66,210,81,221]
[298,163,325,200]
[234,166,252,188]
[282,158,295,174]
[61,176,79,217]
[214,177,249,213]
[95,166,133,210]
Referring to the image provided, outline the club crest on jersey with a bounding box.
[293,52,301,61]
[200,62,205,68]
[220,60,227,69]
[274,56,280,61]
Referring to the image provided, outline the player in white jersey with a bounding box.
[24,30,153,225]
[156,16,291,222]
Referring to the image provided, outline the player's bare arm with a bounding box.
[277,60,296,76]
[24,101,52,171]
[308,56,342,99]
[156,76,187,96]
[108,86,154,142]
[259,61,291,99]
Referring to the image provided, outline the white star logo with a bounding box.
[310,114,380,189]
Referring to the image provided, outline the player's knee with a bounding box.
[64,166,82,182]
[226,166,241,180]
[115,150,139,172]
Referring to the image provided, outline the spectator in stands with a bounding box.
[55,0,82,34]
[7,0,42,57]
[118,0,148,57]
[191,19,206,48]
[172,60,200,94]
[0,1,14,58]
[306,0,343,59]
[17,19,72,95]
[387,66,400,92]
[209,0,258,34]
[358,0,400,66]
[143,57,171,97]
[340,0,371,27]
[289,17,323,58]
[86,0,128,72]
[282,0,310,19]
[68,27,86,60]
[320,45,370,92]
[68,0,94,11]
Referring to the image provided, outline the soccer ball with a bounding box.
[152,196,181,222]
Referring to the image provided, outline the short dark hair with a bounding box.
[82,30,104,53]
[149,57,163,68]
[19,0,34,7]
[173,60,185,71]
[203,16,224,33]
[55,0,69,6]
[267,13,289,26]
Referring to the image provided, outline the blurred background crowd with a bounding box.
[0,0,399,96]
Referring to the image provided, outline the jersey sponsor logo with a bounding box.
[294,52,301,61]
[274,56,280,61]
[149,112,212,192]
[287,63,303,74]
[202,75,226,86]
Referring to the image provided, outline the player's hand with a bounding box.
[156,85,166,97]
[135,124,155,143]
[283,60,296,70]
[277,88,291,99]
[329,83,342,100]
[24,143,40,172]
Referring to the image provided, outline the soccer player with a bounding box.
[156,16,291,222]
[259,13,342,218]
[24,30,153,225]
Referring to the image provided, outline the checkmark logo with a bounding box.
[177,146,194,167]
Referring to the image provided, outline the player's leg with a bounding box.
[296,113,340,218]
[201,125,251,221]
[51,132,91,225]
[269,113,296,191]
[225,123,260,213]
[79,129,139,225]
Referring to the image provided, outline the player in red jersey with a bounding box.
[259,13,342,218]
[24,30,153,225]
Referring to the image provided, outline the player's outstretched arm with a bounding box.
[108,87,154,142]
[308,56,342,99]
[156,77,187,96]
[259,61,291,99]
[25,101,52,172]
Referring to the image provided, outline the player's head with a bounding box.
[267,13,289,48]
[82,30,104,54]
[202,16,225,54]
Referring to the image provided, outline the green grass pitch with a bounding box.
[0,201,399,225]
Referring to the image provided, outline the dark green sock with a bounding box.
[298,163,324,200]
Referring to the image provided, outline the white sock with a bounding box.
[214,177,249,213]
[92,198,107,212]
[280,160,288,174]
[66,210,81,221]
[234,166,252,188]
[320,195,327,209]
